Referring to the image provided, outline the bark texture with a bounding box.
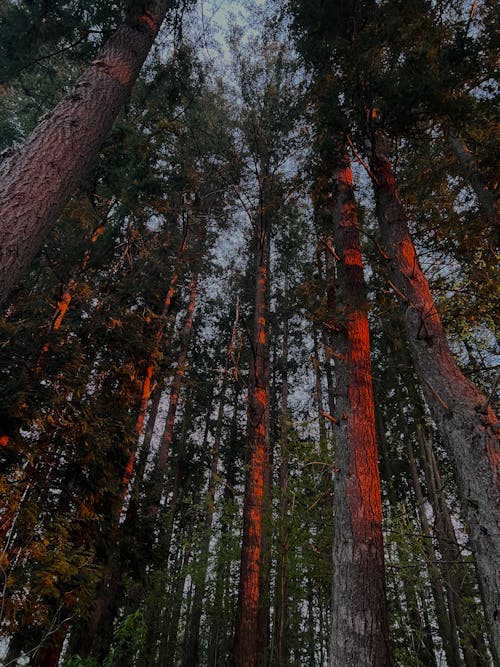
[370,125,500,660]
[234,174,271,667]
[0,1,172,305]
[326,143,389,666]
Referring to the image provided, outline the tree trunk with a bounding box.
[184,300,239,667]
[369,123,500,660]
[446,128,499,238]
[120,222,189,507]
[325,141,389,666]
[416,425,488,667]
[146,274,198,520]
[405,431,462,667]
[208,386,241,667]
[0,0,174,305]
[273,294,290,667]
[234,172,271,667]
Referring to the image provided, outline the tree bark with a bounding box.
[233,169,271,667]
[325,141,389,666]
[0,0,174,305]
[369,123,500,660]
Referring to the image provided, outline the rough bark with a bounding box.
[325,142,389,666]
[0,0,173,305]
[234,173,271,667]
[369,124,500,659]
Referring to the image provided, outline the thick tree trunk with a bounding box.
[0,0,173,305]
[369,125,500,659]
[325,142,389,666]
[234,181,271,667]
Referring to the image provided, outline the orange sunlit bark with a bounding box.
[318,138,389,665]
[369,118,500,657]
[234,196,270,667]
[118,223,189,505]
[145,273,198,518]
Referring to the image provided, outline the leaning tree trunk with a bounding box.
[369,122,500,661]
[446,127,499,237]
[0,0,175,305]
[324,141,389,666]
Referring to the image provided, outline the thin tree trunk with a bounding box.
[374,394,439,667]
[325,141,389,666]
[405,432,461,667]
[273,290,290,667]
[0,0,175,304]
[369,122,500,659]
[312,328,328,458]
[183,300,239,667]
[146,274,198,520]
[417,425,487,667]
[446,128,499,236]
[208,386,241,667]
[120,222,189,506]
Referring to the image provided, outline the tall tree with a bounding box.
[0,0,191,305]
[314,135,390,666]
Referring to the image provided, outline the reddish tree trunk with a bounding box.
[324,141,389,666]
[369,123,500,659]
[234,182,271,667]
[0,0,174,305]
[146,274,198,518]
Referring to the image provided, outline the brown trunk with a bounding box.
[234,172,271,667]
[146,274,197,519]
[120,223,189,504]
[0,0,175,305]
[32,626,67,667]
[369,123,500,659]
[325,141,389,666]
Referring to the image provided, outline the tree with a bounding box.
[0,0,191,306]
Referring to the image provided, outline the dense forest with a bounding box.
[0,1,498,665]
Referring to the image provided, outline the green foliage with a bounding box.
[64,654,98,667]
[104,609,147,667]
